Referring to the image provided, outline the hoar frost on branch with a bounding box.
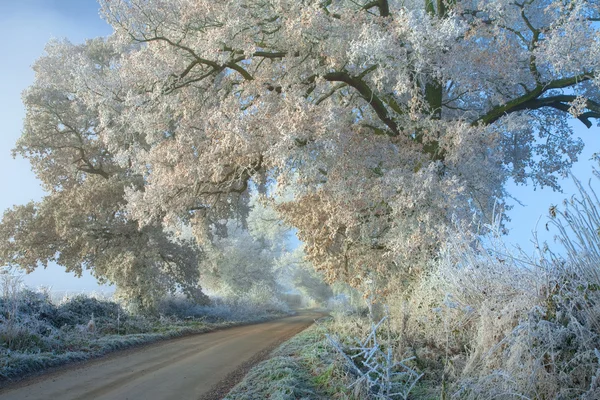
[1,0,599,297]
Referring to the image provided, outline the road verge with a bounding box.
[223,316,352,400]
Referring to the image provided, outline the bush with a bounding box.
[58,295,122,322]
[372,180,600,399]
[327,294,358,317]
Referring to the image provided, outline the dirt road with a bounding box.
[0,311,322,400]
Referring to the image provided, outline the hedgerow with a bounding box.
[0,282,290,383]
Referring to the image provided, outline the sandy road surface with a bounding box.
[0,311,322,400]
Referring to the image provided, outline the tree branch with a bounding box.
[505,95,600,128]
[476,72,595,126]
[362,0,390,17]
[224,62,253,81]
[315,83,347,105]
[324,70,399,136]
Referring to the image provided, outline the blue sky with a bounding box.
[504,128,600,254]
[0,1,599,291]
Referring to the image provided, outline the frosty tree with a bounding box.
[0,38,207,308]
[1,0,599,295]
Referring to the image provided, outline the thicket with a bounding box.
[316,176,600,399]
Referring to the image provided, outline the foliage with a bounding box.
[1,0,598,296]
[290,247,334,305]
[3,1,600,393]
[546,174,600,288]
[0,37,209,308]
[0,179,206,310]
[227,174,600,398]
[199,196,332,305]
[203,221,280,294]
[158,285,290,322]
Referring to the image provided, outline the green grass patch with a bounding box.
[225,319,354,400]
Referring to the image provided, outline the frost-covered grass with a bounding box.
[0,285,291,383]
[224,319,354,400]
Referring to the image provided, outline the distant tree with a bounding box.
[2,0,600,295]
[202,220,280,294]
[290,248,334,304]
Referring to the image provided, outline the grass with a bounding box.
[224,318,354,400]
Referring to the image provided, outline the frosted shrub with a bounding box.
[278,293,305,309]
[550,176,600,288]
[156,295,203,319]
[383,178,600,399]
[0,281,293,381]
[0,314,60,352]
[326,308,422,399]
[382,219,539,387]
[55,294,124,327]
[246,283,289,312]
[454,285,600,399]
[0,283,62,352]
[458,178,600,399]
[0,286,147,351]
[218,283,290,318]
